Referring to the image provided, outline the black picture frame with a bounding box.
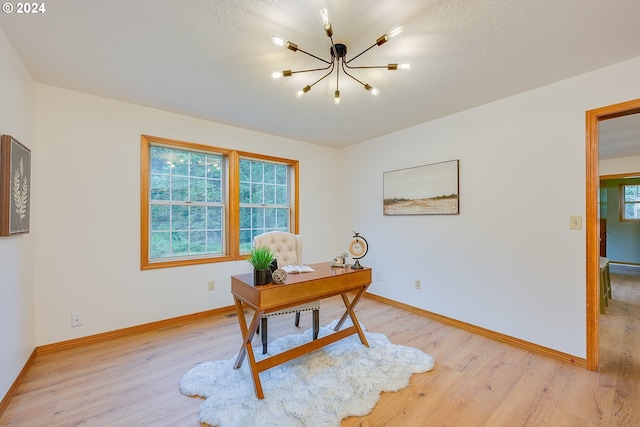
[0,135,31,236]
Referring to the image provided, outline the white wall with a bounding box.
[338,57,640,358]
[0,30,36,399]
[33,85,342,345]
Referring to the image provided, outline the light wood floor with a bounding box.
[1,267,639,426]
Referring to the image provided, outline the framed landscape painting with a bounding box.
[383,159,459,215]
[0,135,31,236]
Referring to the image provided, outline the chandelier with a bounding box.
[270,8,410,105]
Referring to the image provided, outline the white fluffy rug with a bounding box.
[179,319,435,427]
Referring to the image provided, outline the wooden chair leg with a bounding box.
[261,317,268,354]
[312,309,319,340]
[294,311,301,327]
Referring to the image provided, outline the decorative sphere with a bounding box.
[272,268,288,284]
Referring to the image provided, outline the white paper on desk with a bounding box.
[282,265,315,273]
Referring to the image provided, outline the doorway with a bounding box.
[586,98,640,371]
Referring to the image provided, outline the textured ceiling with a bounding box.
[1,0,640,151]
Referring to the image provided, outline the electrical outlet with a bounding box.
[71,313,82,327]
[570,216,582,230]
[415,280,422,290]
[375,272,382,281]
[208,280,216,291]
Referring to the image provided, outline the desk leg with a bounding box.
[232,298,265,399]
[335,286,369,347]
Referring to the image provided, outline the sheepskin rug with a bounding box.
[179,320,435,427]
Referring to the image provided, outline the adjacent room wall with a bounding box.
[338,56,640,358]
[600,154,640,176]
[33,85,342,345]
[601,178,640,264]
[0,30,36,399]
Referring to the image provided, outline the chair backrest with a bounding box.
[253,231,302,268]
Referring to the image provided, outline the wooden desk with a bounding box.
[231,262,372,399]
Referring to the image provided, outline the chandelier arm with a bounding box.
[341,62,367,87]
[295,47,332,65]
[289,62,333,74]
[345,42,378,65]
[344,64,389,70]
[306,62,336,89]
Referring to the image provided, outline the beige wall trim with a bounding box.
[365,293,587,368]
[0,349,37,417]
[36,306,236,354]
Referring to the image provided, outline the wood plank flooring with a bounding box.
[1,267,639,426]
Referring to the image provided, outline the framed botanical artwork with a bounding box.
[0,135,31,236]
[383,159,459,215]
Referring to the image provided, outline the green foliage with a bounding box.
[246,246,275,270]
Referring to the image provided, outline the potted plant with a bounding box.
[246,246,275,285]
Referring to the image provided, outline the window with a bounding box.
[141,135,298,269]
[620,184,640,221]
[239,158,291,252]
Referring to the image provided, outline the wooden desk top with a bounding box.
[231,262,371,313]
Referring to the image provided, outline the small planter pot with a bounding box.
[253,268,272,286]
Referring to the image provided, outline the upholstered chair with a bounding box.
[253,231,320,354]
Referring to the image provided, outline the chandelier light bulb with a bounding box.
[398,63,411,70]
[388,24,404,38]
[271,36,286,47]
[319,8,330,26]
[296,85,311,98]
[364,84,380,96]
[270,71,283,79]
[334,90,341,105]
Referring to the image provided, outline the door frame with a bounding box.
[586,98,640,371]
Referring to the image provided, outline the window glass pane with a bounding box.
[239,159,251,182]
[171,176,188,201]
[240,182,251,203]
[275,164,287,185]
[151,174,170,200]
[275,185,287,205]
[151,146,172,174]
[172,151,189,175]
[207,179,222,203]
[239,207,251,228]
[207,156,222,179]
[171,231,189,256]
[150,231,170,258]
[239,229,252,252]
[277,208,289,228]
[190,178,206,202]
[189,153,206,177]
[190,231,207,254]
[207,206,222,229]
[172,205,189,230]
[264,163,276,183]
[264,184,275,204]
[265,208,277,229]
[150,205,170,230]
[207,230,223,253]
[251,183,263,204]
[624,185,640,202]
[251,161,264,183]
[251,207,264,228]
[190,206,206,230]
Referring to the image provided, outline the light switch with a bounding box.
[570,216,582,230]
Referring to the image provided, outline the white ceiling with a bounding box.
[1,0,640,152]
